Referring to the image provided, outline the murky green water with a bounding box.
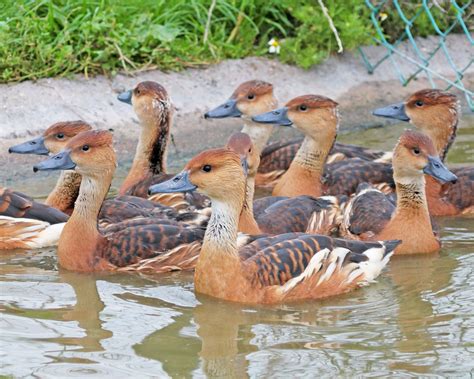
[1,117,473,377]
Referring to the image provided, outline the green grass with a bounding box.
[0,0,468,82]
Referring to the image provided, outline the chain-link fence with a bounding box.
[359,0,473,110]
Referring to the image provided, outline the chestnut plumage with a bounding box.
[0,187,69,224]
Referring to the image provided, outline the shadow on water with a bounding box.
[1,116,473,377]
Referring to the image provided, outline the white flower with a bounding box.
[268,38,281,54]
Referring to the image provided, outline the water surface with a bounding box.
[1,117,473,377]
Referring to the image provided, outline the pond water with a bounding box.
[1,117,473,378]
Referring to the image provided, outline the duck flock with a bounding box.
[1,80,472,304]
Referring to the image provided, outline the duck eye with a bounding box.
[247,94,255,100]
[202,165,212,172]
[135,88,141,95]
[82,145,90,152]
[56,133,64,139]
[415,100,424,107]
[248,148,252,153]
[413,147,420,155]
[299,105,308,111]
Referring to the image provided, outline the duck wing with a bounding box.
[255,195,340,235]
[258,139,387,176]
[323,159,395,196]
[341,184,395,238]
[241,234,399,288]
[444,166,474,212]
[331,142,388,161]
[99,195,178,225]
[259,137,302,174]
[103,223,205,267]
[0,188,68,224]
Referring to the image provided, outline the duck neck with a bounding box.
[196,186,246,296]
[58,168,114,271]
[427,119,458,162]
[274,131,335,197]
[238,175,261,234]
[241,121,273,156]
[119,112,171,195]
[293,134,332,174]
[203,197,242,256]
[392,176,431,224]
[45,170,82,214]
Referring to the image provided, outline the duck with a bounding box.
[204,80,389,188]
[340,130,457,254]
[149,147,400,304]
[117,81,209,210]
[373,88,473,215]
[226,132,342,235]
[9,120,92,214]
[251,95,395,197]
[8,120,202,227]
[1,122,90,250]
[32,129,205,272]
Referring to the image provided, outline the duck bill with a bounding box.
[423,156,457,184]
[204,99,242,119]
[241,157,249,177]
[9,136,49,155]
[372,102,410,122]
[117,89,132,105]
[148,171,197,195]
[33,149,76,172]
[251,107,292,126]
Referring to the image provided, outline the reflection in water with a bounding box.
[45,271,112,352]
[1,219,473,377]
[194,296,250,378]
[1,117,473,377]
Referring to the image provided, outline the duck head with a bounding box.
[373,89,459,158]
[9,121,92,155]
[393,130,457,185]
[118,81,173,126]
[204,80,277,119]
[373,89,459,127]
[225,132,260,177]
[252,95,339,140]
[149,148,246,201]
[34,130,116,178]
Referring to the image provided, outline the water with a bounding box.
[1,117,473,378]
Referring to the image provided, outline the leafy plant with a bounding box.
[0,0,466,82]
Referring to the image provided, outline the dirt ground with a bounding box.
[1,34,472,190]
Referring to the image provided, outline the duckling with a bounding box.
[373,89,473,215]
[226,132,342,235]
[9,120,92,214]
[205,80,389,188]
[118,81,208,210]
[149,148,400,304]
[252,95,394,197]
[340,130,457,254]
[33,130,205,272]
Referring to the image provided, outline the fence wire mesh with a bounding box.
[359,0,473,110]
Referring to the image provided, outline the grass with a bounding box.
[0,0,469,82]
